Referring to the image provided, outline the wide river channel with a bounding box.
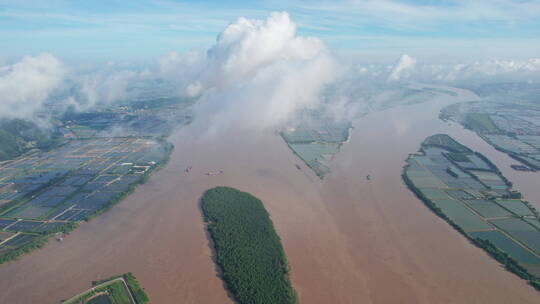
[0,87,538,303]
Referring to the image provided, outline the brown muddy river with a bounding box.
[0,87,538,303]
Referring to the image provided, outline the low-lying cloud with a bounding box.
[0,53,65,121]
[68,69,141,111]
[356,55,540,85]
[388,54,416,81]
[162,12,340,131]
[0,55,149,122]
[2,11,540,130]
[423,58,540,84]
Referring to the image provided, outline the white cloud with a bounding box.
[73,70,139,110]
[389,54,416,81]
[166,11,340,131]
[349,54,540,85]
[413,57,540,84]
[0,54,150,121]
[0,53,66,120]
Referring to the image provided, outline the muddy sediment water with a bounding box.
[0,88,539,303]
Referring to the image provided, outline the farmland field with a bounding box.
[281,110,351,178]
[287,143,340,177]
[419,188,451,200]
[408,176,445,188]
[525,219,540,230]
[2,234,36,248]
[12,206,50,219]
[0,231,13,241]
[490,218,540,255]
[422,134,471,153]
[469,231,540,266]
[441,101,540,170]
[63,273,148,304]
[87,294,112,304]
[464,113,500,133]
[430,199,492,231]
[466,201,513,218]
[404,134,540,288]
[0,219,15,229]
[0,137,172,264]
[490,218,538,232]
[496,200,535,216]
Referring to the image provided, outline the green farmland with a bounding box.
[464,113,501,133]
[497,200,536,216]
[404,134,540,290]
[440,101,540,170]
[0,137,173,265]
[465,200,513,218]
[280,110,351,178]
[469,231,540,269]
[62,273,149,304]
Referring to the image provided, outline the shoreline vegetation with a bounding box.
[61,272,149,304]
[201,187,298,304]
[0,139,174,265]
[403,134,540,291]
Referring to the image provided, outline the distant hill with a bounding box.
[464,82,540,104]
[0,119,62,161]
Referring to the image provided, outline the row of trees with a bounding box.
[201,187,297,304]
[0,235,46,264]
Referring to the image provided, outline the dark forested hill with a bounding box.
[0,119,62,161]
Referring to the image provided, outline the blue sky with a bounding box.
[1,0,540,63]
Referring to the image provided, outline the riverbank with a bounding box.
[0,86,539,303]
